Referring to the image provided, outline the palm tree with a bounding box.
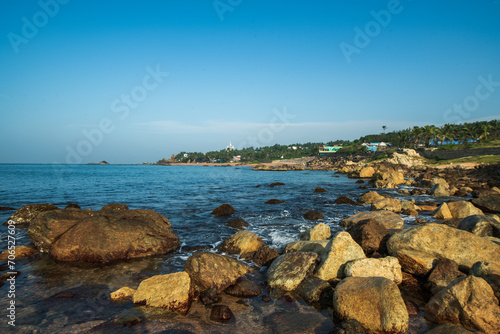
[479,123,491,141]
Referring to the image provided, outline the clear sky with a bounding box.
[1,0,499,163]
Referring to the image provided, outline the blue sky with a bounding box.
[1,0,499,163]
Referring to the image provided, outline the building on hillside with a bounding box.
[362,142,392,152]
[319,145,342,155]
[226,141,235,151]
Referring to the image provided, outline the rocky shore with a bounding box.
[2,156,500,333]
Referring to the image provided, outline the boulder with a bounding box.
[395,250,438,276]
[252,246,279,267]
[447,201,483,219]
[132,271,192,315]
[218,231,265,257]
[431,203,453,220]
[359,166,375,178]
[334,196,359,205]
[470,261,500,300]
[457,215,500,238]
[314,187,327,193]
[346,219,390,256]
[429,183,450,197]
[209,305,233,323]
[303,211,323,220]
[265,199,285,204]
[211,204,235,216]
[472,193,500,213]
[300,223,331,241]
[0,245,38,261]
[370,198,402,213]
[358,191,385,205]
[425,276,500,334]
[224,218,249,230]
[184,251,252,293]
[110,287,136,301]
[333,277,409,334]
[49,209,180,262]
[315,232,366,281]
[426,258,465,294]
[340,211,404,230]
[28,208,95,252]
[343,256,403,284]
[387,223,500,271]
[8,203,58,225]
[296,276,332,304]
[266,252,318,291]
[285,240,330,255]
[224,277,261,298]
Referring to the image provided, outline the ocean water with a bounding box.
[0,164,425,333]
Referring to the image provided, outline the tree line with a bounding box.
[172,120,500,162]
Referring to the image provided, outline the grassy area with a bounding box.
[427,154,500,166]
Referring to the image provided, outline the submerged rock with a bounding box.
[225,218,249,230]
[224,277,261,298]
[303,211,323,220]
[265,199,285,204]
[211,204,235,216]
[334,196,359,205]
[210,305,233,323]
[333,277,409,334]
[314,187,327,193]
[0,245,38,261]
[110,287,136,301]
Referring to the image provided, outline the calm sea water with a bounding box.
[0,164,419,333]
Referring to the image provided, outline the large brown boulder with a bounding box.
[28,209,95,252]
[300,223,331,241]
[347,219,390,256]
[340,211,404,230]
[132,271,192,315]
[472,193,500,213]
[315,231,365,281]
[343,256,402,284]
[426,258,465,294]
[184,251,252,293]
[285,240,330,256]
[431,203,453,220]
[387,223,500,271]
[8,203,58,225]
[266,252,318,291]
[371,198,402,213]
[429,183,450,197]
[447,201,483,219]
[218,231,265,257]
[358,191,385,205]
[49,208,180,262]
[333,277,409,333]
[457,215,500,238]
[359,166,375,178]
[425,276,500,334]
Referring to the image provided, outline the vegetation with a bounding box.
[172,119,500,163]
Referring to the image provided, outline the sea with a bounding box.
[0,164,431,333]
